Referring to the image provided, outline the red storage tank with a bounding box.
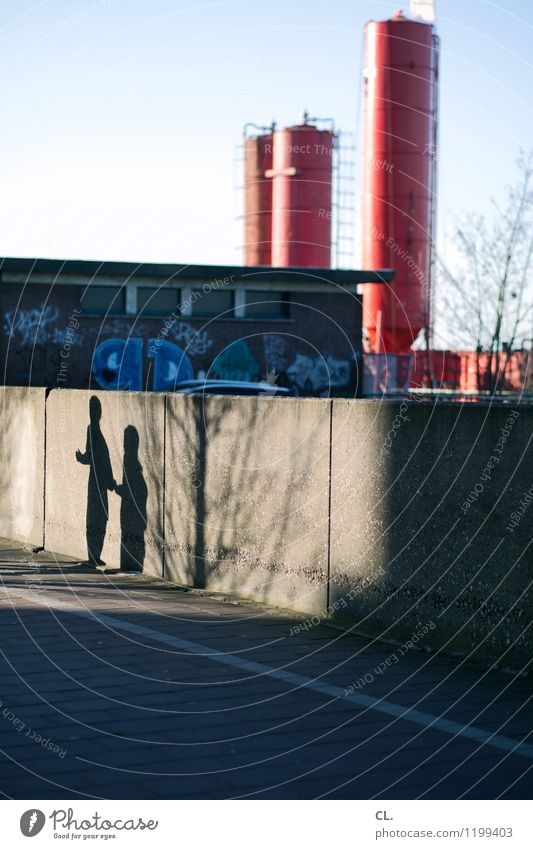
[270,114,334,267]
[361,10,438,352]
[243,129,273,266]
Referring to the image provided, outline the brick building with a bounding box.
[0,258,393,396]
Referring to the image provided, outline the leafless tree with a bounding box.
[435,150,533,392]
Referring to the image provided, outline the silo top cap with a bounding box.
[391,9,408,20]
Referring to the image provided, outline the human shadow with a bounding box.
[75,396,116,566]
[115,425,147,572]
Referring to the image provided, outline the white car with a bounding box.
[173,379,291,397]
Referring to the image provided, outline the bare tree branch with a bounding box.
[435,150,533,391]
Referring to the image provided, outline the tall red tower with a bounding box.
[243,113,335,268]
[361,9,439,353]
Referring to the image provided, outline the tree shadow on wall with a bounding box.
[75,396,115,566]
[166,393,326,607]
[165,395,231,589]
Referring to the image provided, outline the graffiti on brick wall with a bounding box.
[263,334,288,373]
[171,322,212,356]
[286,353,351,393]
[97,319,136,337]
[3,305,353,394]
[4,304,60,345]
[4,304,84,347]
[91,321,209,390]
[149,339,193,389]
[210,340,260,381]
[263,334,352,394]
[92,338,193,391]
[4,304,86,380]
[12,344,61,378]
[102,319,213,357]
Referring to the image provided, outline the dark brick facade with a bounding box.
[0,259,393,396]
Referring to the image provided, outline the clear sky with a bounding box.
[0,0,532,267]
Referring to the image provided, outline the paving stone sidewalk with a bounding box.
[0,539,531,800]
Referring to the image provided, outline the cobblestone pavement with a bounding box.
[0,539,531,800]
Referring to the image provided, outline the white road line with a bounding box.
[4,586,533,761]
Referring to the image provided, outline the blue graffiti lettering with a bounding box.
[92,338,143,390]
[147,339,193,390]
[92,338,193,391]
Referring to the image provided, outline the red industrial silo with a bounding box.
[243,127,274,266]
[270,113,334,267]
[361,9,439,353]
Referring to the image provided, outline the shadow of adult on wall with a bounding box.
[76,397,147,572]
[75,395,115,566]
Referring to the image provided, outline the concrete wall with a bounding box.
[1,387,531,667]
[45,389,165,577]
[0,386,46,546]
[330,400,532,668]
[164,395,330,613]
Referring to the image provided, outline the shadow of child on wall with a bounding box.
[114,425,147,572]
[75,395,116,566]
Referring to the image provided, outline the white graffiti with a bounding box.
[327,356,352,387]
[50,327,84,347]
[98,319,211,357]
[287,353,351,391]
[171,321,212,356]
[263,334,288,372]
[4,305,59,345]
[100,319,134,337]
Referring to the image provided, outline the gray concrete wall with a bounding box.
[164,394,330,614]
[1,387,531,667]
[0,386,46,547]
[330,400,532,668]
[44,389,165,576]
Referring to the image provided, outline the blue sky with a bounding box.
[0,0,532,267]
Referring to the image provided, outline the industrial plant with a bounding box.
[0,0,532,810]
[0,4,530,398]
[240,7,531,397]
